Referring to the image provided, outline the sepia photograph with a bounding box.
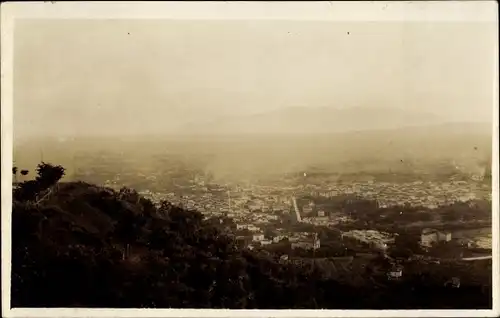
[1,1,499,317]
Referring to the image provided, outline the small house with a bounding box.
[445,277,461,288]
[252,233,265,242]
[387,265,403,280]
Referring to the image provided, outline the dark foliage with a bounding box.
[11,163,492,309]
[14,163,66,202]
[35,162,66,188]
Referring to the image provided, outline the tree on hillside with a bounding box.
[389,232,422,258]
[13,163,66,202]
[35,162,65,188]
[13,166,18,183]
[19,170,30,183]
[13,180,40,202]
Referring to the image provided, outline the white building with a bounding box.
[387,266,403,280]
[420,228,452,248]
[252,233,265,242]
[291,240,320,250]
[302,201,315,215]
[291,234,320,250]
[273,235,287,243]
[247,225,260,232]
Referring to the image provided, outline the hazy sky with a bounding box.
[14,20,496,139]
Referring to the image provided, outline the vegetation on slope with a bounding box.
[11,163,492,309]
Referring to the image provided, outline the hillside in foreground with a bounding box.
[11,164,492,309]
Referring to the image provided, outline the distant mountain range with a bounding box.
[180,106,485,135]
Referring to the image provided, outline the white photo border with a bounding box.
[1,1,499,317]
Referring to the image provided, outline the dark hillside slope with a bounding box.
[11,178,492,309]
[12,181,248,308]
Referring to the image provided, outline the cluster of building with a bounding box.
[116,169,492,224]
[341,230,396,251]
[243,231,320,251]
[114,170,492,254]
[420,226,492,250]
[300,181,490,209]
[420,228,452,248]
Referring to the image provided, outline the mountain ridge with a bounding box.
[180,106,448,135]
